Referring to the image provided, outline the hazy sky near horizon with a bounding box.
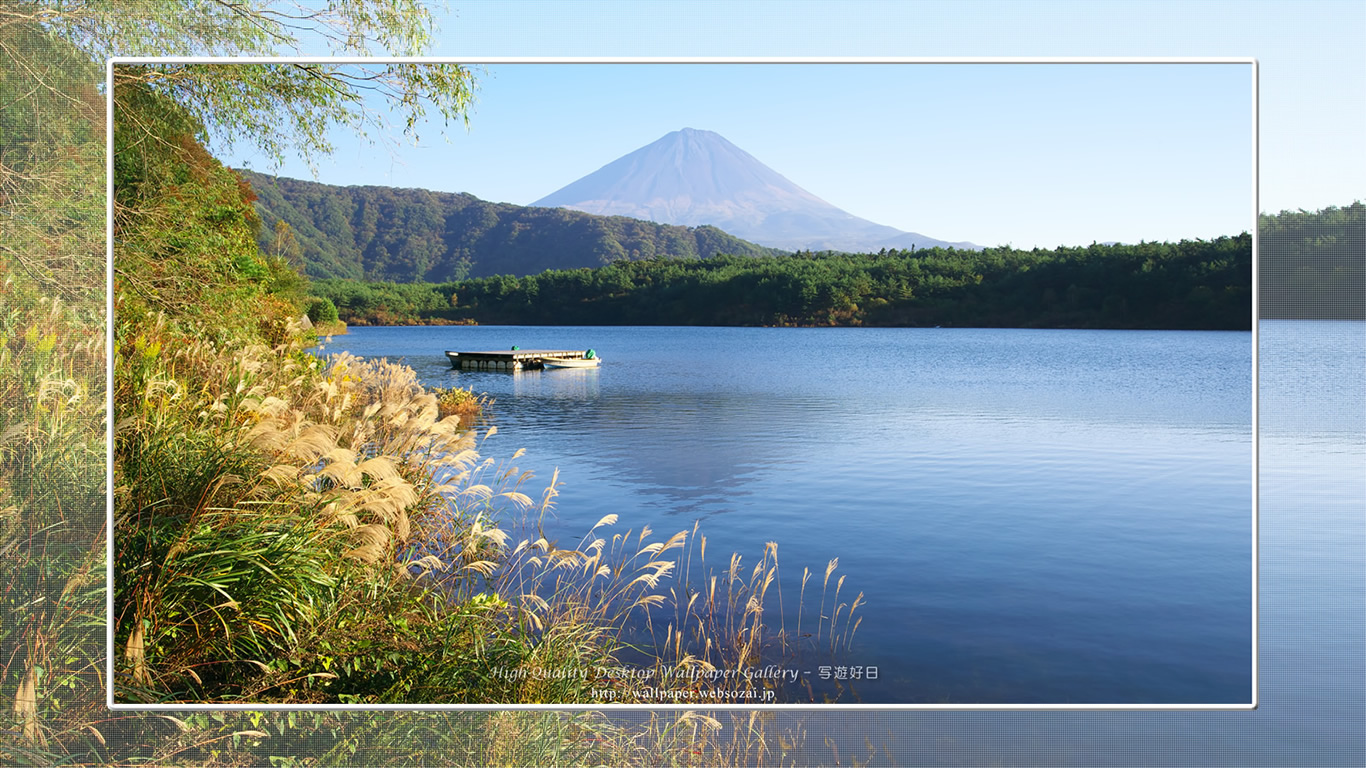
[219,1,1361,250]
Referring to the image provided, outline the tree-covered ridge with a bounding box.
[315,235,1253,330]
[241,170,785,282]
[1260,202,1365,319]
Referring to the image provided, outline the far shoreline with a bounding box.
[335,319,1255,332]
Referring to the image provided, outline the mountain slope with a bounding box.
[532,128,976,252]
[241,170,783,282]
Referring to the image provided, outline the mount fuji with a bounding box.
[532,128,976,253]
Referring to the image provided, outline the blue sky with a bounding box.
[229,62,1252,250]
[222,1,1361,250]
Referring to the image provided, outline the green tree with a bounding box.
[270,219,303,268]
[27,0,479,172]
[306,295,340,325]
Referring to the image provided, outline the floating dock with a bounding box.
[446,349,592,371]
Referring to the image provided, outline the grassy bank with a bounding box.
[114,320,861,706]
[105,70,861,710]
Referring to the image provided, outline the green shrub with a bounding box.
[306,296,340,324]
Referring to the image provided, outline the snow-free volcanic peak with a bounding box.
[532,128,974,252]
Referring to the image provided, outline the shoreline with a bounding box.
[334,319,1255,332]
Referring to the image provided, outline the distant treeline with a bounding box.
[312,236,1253,330]
[242,170,783,282]
[1260,202,1364,319]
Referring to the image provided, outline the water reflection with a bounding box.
[511,367,601,401]
[320,325,1254,703]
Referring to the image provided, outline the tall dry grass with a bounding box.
[114,315,864,705]
[114,317,490,700]
[402,487,865,704]
[1,287,107,750]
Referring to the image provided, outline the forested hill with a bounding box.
[1260,202,1365,319]
[313,236,1253,330]
[240,170,784,282]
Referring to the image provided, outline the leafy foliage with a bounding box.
[242,170,785,282]
[43,0,477,173]
[113,76,309,344]
[112,62,477,175]
[317,236,1254,330]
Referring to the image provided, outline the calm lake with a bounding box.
[317,324,1254,704]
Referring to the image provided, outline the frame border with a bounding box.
[105,55,1259,712]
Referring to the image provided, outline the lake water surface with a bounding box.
[318,324,1253,704]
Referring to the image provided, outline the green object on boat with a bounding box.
[511,345,519,350]
[585,348,595,360]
